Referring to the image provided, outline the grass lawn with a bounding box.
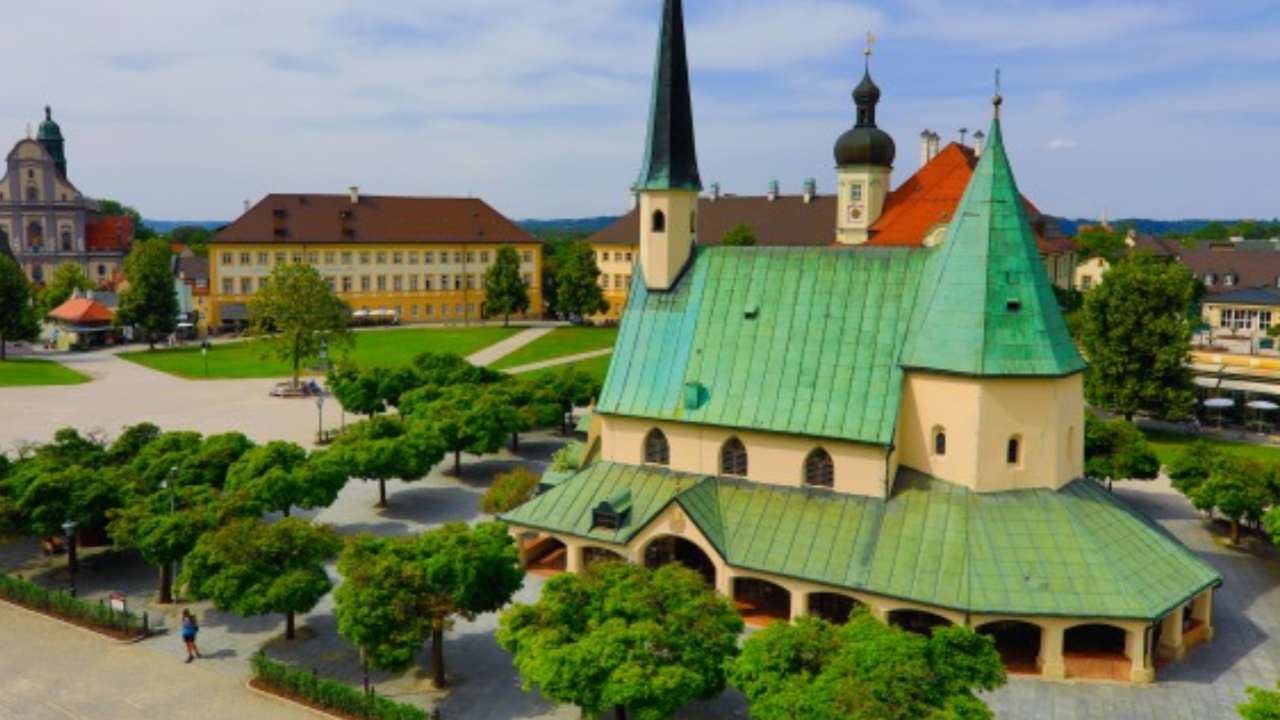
[492,327,619,370]
[0,359,90,387]
[514,353,613,385]
[120,326,522,380]
[1142,428,1280,466]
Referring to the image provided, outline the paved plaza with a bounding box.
[1,352,1278,718]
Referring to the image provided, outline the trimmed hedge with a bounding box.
[0,573,146,636]
[251,654,427,720]
[481,467,541,514]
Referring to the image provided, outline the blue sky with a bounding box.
[3,0,1276,221]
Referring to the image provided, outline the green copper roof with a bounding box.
[37,106,66,178]
[504,463,1221,621]
[636,0,702,192]
[899,118,1085,377]
[598,247,931,446]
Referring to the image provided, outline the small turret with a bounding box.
[37,106,66,177]
[835,36,896,245]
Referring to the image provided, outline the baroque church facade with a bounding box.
[0,108,134,286]
[505,0,1219,684]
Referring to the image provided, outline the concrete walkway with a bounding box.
[0,602,311,720]
[468,327,555,367]
[504,348,613,375]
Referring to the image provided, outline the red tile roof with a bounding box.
[86,216,134,252]
[48,297,114,324]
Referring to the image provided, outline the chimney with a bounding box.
[928,132,941,162]
[972,130,986,157]
[710,182,721,201]
[349,186,360,204]
[959,127,969,147]
[767,180,779,202]
[243,199,250,214]
[803,178,816,204]
[920,130,933,167]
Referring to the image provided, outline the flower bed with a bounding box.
[250,654,427,720]
[0,574,148,640]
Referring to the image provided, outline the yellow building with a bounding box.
[504,0,1218,686]
[207,190,542,329]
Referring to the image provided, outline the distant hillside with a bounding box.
[1053,217,1277,238]
[144,219,229,234]
[518,216,619,239]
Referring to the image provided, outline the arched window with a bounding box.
[643,428,670,466]
[720,438,747,477]
[803,448,834,488]
[652,210,666,233]
[933,427,947,456]
[60,230,71,252]
[27,221,42,249]
[25,186,37,202]
[1007,436,1022,466]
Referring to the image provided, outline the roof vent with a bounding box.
[349,186,360,204]
[803,178,816,204]
[592,490,632,530]
[1006,298,1022,313]
[744,304,760,320]
[767,180,779,202]
[710,182,721,201]
[683,381,707,411]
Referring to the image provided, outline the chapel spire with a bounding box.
[636,0,701,192]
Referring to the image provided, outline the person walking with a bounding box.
[180,609,202,663]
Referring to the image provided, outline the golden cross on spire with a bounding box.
[865,31,877,58]
[993,68,1004,117]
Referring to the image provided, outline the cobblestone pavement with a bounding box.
[0,601,312,720]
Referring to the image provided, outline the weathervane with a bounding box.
[993,68,1004,117]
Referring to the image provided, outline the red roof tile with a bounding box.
[48,297,114,324]
[86,216,134,252]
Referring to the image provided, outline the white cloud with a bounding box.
[1046,138,1079,151]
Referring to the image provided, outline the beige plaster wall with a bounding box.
[896,371,1084,492]
[638,190,697,290]
[600,414,890,497]
[836,164,891,245]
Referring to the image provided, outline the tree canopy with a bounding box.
[483,246,531,326]
[1074,226,1128,263]
[1188,455,1274,546]
[721,223,759,247]
[337,523,523,688]
[96,199,156,240]
[330,415,443,507]
[499,562,742,720]
[1081,253,1196,421]
[38,263,94,316]
[181,518,342,640]
[248,262,352,388]
[1240,679,1280,719]
[0,255,39,360]
[1084,415,1160,489]
[548,240,608,321]
[727,613,1005,720]
[413,384,511,477]
[225,442,347,516]
[117,238,179,349]
[536,366,602,434]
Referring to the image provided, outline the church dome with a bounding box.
[834,69,896,167]
[37,106,62,142]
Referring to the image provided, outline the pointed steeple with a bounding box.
[900,107,1085,377]
[637,0,701,192]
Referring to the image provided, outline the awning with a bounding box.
[219,303,248,322]
[1218,378,1280,397]
[1194,376,1220,389]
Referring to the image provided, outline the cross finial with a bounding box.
[864,31,876,68]
[993,68,1004,117]
[44,106,51,121]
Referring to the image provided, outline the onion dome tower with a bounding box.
[37,106,67,177]
[835,38,896,245]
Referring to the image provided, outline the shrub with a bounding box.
[251,653,427,720]
[482,467,541,514]
[0,573,146,637]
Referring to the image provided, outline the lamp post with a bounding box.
[159,466,177,603]
[315,391,327,443]
[61,520,78,598]
[201,339,211,377]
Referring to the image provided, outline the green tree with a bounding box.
[330,415,443,508]
[483,246,531,326]
[327,362,386,418]
[167,226,214,256]
[0,255,40,360]
[537,366,602,434]
[249,262,352,389]
[2,429,119,538]
[1084,415,1160,490]
[337,522,524,688]
[551,241,608,321]
[415,385,510,477]
[498,379,562,452]
[1074,226,1128,263]
[226,443,348,516]
[721,223,758,247]
[499,562,742,720]
[117,238,179,349]
[37,263,94,315]
[1240,680,1280,719]
[1189,456,1272,545]
[188,432,255,489]
[481,467,541,514]
[1081,253,1196,421]
[181,518,342,640]
[1166,441,1223,497]
[104,422,162,465]
[728,613,1005,720]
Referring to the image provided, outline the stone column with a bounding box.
[564,540,582,574]
[1128,625,1155,683]
[1193,590,1215,641]
[790,589,807,622]
[1158,610,1186,661]
[1039,624,1066,680]
[715,568,733,599]
[509,527,530,568]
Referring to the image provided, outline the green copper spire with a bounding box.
[37,106,66,177]
[636,0,702,192]
[900,111,1086,377]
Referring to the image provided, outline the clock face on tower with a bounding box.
[848,205,864,221]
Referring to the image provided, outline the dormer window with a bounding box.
[652,210,666,233]
[1204,274,1217,286]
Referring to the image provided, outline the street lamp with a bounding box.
[160,466,177,603]
[201,339,211,377]
[318,337,329,371]
[62,520,78,598]
[315,390,327,443]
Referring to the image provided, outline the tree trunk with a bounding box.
[283,506,292,518]
[431,624,447,689]
[377,479,387,508]
[1231,518,1240,545]
[614,706,627,720]
[285,611,296,640]
[454,449,462,478]
[1,333,6,361]
[504,313,510,328]
[511,432,519,453]
[561,411,569,435]
[158,562,173,604]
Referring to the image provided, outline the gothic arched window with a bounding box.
[643,428,670,466]
[803,448,834,488]
[720,438,747,477]
[1007,436,1022,466]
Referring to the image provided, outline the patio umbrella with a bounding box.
[1246,400,1280,411]
[1203,397,1235,428]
